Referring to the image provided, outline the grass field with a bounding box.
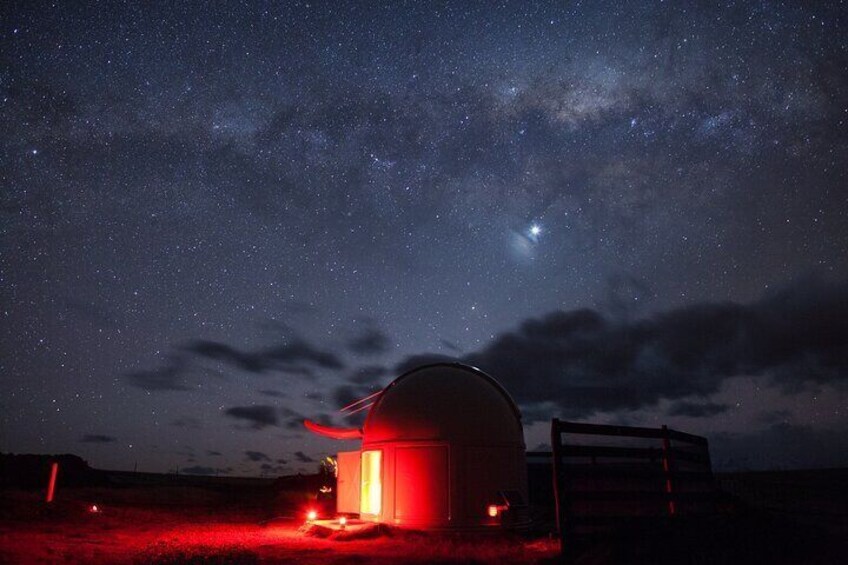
[0,485,558,564]
[1,468,846,564]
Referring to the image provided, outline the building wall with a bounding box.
[358,440,527,529]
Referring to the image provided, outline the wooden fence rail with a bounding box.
[551,418,716,556]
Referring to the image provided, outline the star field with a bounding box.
[1,2,847,475]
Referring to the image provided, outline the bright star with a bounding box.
[526,223,543,245]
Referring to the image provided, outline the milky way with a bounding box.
[2,2,847,475]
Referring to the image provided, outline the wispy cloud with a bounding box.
[245,450,271,462]
[186,339,343,373]
[347,326,391,356]
[225,406,279,429]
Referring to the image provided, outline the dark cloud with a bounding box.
[182,466,225,476]
[279,405,305,420]
[332,384,377,410]
[347,326,391,356]
[758,410,793,425]
[519,403,558,424]
[224,406,279,429]
[258,389,287,398]
[125,336,338,394]
[348,365,388,385]
[394,354,460,375]
[294,451,314,463]
[329,383,375,427]
[126,356,191,392]
[173,446,196,457]
[245,450,271,462]
[126,339,331,393]
[284,418,304,430]
[667,401,730,418]
[597,273,654,321]
[80,434,116,443]
[206,450,222,456]
[186,339,343,374]
[260,463,287,474]
[439,339,462,353]
[395,279,848,422]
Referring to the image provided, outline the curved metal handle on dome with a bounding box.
[303,419,363,440]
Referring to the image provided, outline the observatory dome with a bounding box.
[362,363,524,447]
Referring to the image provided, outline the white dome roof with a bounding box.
[362,363,525,446]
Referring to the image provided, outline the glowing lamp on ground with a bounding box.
[89,504,100,513]
[306,509,317,521]
[487,504,499,518]
[339,516,347,525]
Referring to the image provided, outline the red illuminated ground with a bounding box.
[3,469,848,564]
[0,488,558,564]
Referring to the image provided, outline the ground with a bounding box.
[2,468,847,564]
[0,487,558,564]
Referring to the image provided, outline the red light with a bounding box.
[339,516,347,526]
[46,462,59,503]
[487,504,499,518]
[89,504,100,513]
[306,509,317,521]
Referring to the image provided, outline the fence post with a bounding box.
[702,437,718,512]
[551,418,567,556]
[661,425,676,516]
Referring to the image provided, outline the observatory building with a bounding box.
[306,363,529,530]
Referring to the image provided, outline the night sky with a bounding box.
[3,2,847,477]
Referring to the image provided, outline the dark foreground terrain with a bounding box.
[0,464,846,564]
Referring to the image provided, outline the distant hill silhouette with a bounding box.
[0,453,106,489]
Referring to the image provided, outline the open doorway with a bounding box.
[360,450,382,516]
